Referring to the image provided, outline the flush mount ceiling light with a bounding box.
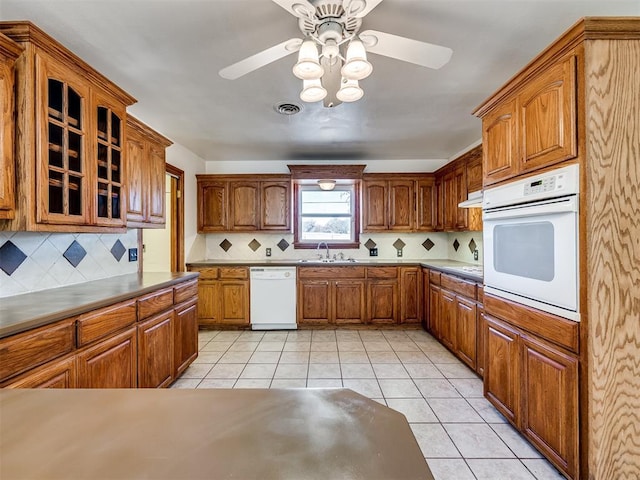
[317,179,336,190]
[219,0,453,108]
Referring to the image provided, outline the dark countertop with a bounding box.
[0,272,198,339]
[187,258,483,283]
[0,388,434,480]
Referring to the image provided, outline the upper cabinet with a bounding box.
[197,175,291,233]
[475,51,578,186]
[362,174,435,232]
[126,116,172,228]
[0,21,136,232]
[0,33,23,220]
[434,145,483,232]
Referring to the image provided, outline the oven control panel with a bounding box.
[523,173,565,196]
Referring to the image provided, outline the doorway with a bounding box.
[142,164,184,272]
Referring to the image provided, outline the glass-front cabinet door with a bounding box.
[37,54,89,225]
[94,93,126,226]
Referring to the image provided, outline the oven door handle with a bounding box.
[483,195,578,220]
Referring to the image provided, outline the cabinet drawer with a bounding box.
[189,267,218,280]
[174,279,198,304]
[299,266,366,279]
[429,270,441,285]
[367,267,398,279]
[77,300,137,347]
[138,287,174,320]
[441,274,476,299]
[0,318,75,382]
[219,267,248,280]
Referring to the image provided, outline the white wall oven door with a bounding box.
[483,195,579,321]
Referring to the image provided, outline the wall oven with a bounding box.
[483,164,580,321]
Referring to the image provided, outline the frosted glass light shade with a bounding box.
[300,79,327,102]
[341,38,372,80]
[317,179,336,190]
[293,39,324,80]
[336,78,363,102]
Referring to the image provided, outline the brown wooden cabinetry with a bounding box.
[174,299,198,378]
[334,280,366,324]
[298,279,331,325]
[197,175,291,233]
[4,355,76,388]
[399,267,421,324]
[0,33,22,220]
[137,311,174,388]
[126,115,172,228]
[0,22,136,232]
[481,100,518,184]
[367,280,397,324]
[362,174,435,232]
[187,266,250,326]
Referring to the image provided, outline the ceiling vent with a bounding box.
[274,102,302,115]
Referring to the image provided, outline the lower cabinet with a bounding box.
[484,304,579,479]
[455,296,477,370]
[439,289,457,351]
[188,266,250,326]
[400,267,422,324]
[367,281,397,324]
[219,281,250,325]
[334,280,366,324]
[137,311,174,388]
[5,356,76,389]
[428,283,441,338]
[174,299,198,378]
[298,280,331,325]
[76,327,138,388]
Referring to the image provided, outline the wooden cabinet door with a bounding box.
[4,356,76,389]
[429,284,441,338]
[174,300,198,378]
[484,316,520,425]
[195,281,218,326]
[334,280,366,324]
[138,311,173,388]
[388,180,415,231]
[519,55,577,173]
[0,57,16,219]
[77,326,137,388]
[439,289,457,350]
[261,181,290,230]
[400,267,421,324]
[521,334,578,479]
[476,308,486,378]
[36,53,90,225]
[230,181,259,230]
[442,171,456,231]
[434,177,444,231]
[416,179,436,231]
[367,281,398,324]
[453,165,468,230]
[482,98,518,185]
[422,269,430,331]
[219,281,250,325]
[455,296,477,370]
[466,151,483,193]
[298,280,331,325]
[197,180,227,232]
[126,129,146,224]
[146,145,166,224]
[362,180,388,231]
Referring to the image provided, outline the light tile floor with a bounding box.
[173,329,565,480]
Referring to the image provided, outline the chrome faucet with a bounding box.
[317,241,330,260]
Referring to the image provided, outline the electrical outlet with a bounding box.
[128,248,138,262]
[369,247,378,257]
[397,249,403,257]
[473,249,479,261]
[266,248,272,257]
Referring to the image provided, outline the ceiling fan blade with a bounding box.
[359,29,453,69]
[320,56,342,108]
[219,39,302,80]
[271,0,316,18]
[347,0,384,18]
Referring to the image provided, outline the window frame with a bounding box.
[292,181,361,249]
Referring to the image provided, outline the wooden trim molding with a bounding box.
[166,163,185,272]
[288,164,366,180]
[127,115,173,147]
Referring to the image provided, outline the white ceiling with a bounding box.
[2,0,638,165]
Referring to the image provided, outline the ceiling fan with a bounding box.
[219,0,453,108]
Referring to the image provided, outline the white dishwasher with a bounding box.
[250,267,297,330]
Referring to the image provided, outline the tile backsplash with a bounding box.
[0,230,139,298]
[204,231,483,264]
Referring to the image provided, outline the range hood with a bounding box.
[458,190,483,208]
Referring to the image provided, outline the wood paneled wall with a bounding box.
[585,38,640,480]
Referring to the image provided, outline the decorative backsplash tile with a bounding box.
[392,238,406,250]
[63,240,87,267]
[422,238,435,251]
[452,239,460,251]
[277,239,290,251]
[219,239,232,252]
[364,239,377,249]
[0,230,138,298]
[248,239,261,252]
[468,238,477,253]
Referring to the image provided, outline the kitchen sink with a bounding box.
[298,258,359,263]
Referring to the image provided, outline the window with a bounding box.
[294,183,360,248]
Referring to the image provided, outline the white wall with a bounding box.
[142,174,172,272]
[165,143,207,262]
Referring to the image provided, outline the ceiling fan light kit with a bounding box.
[220,0,453,107]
